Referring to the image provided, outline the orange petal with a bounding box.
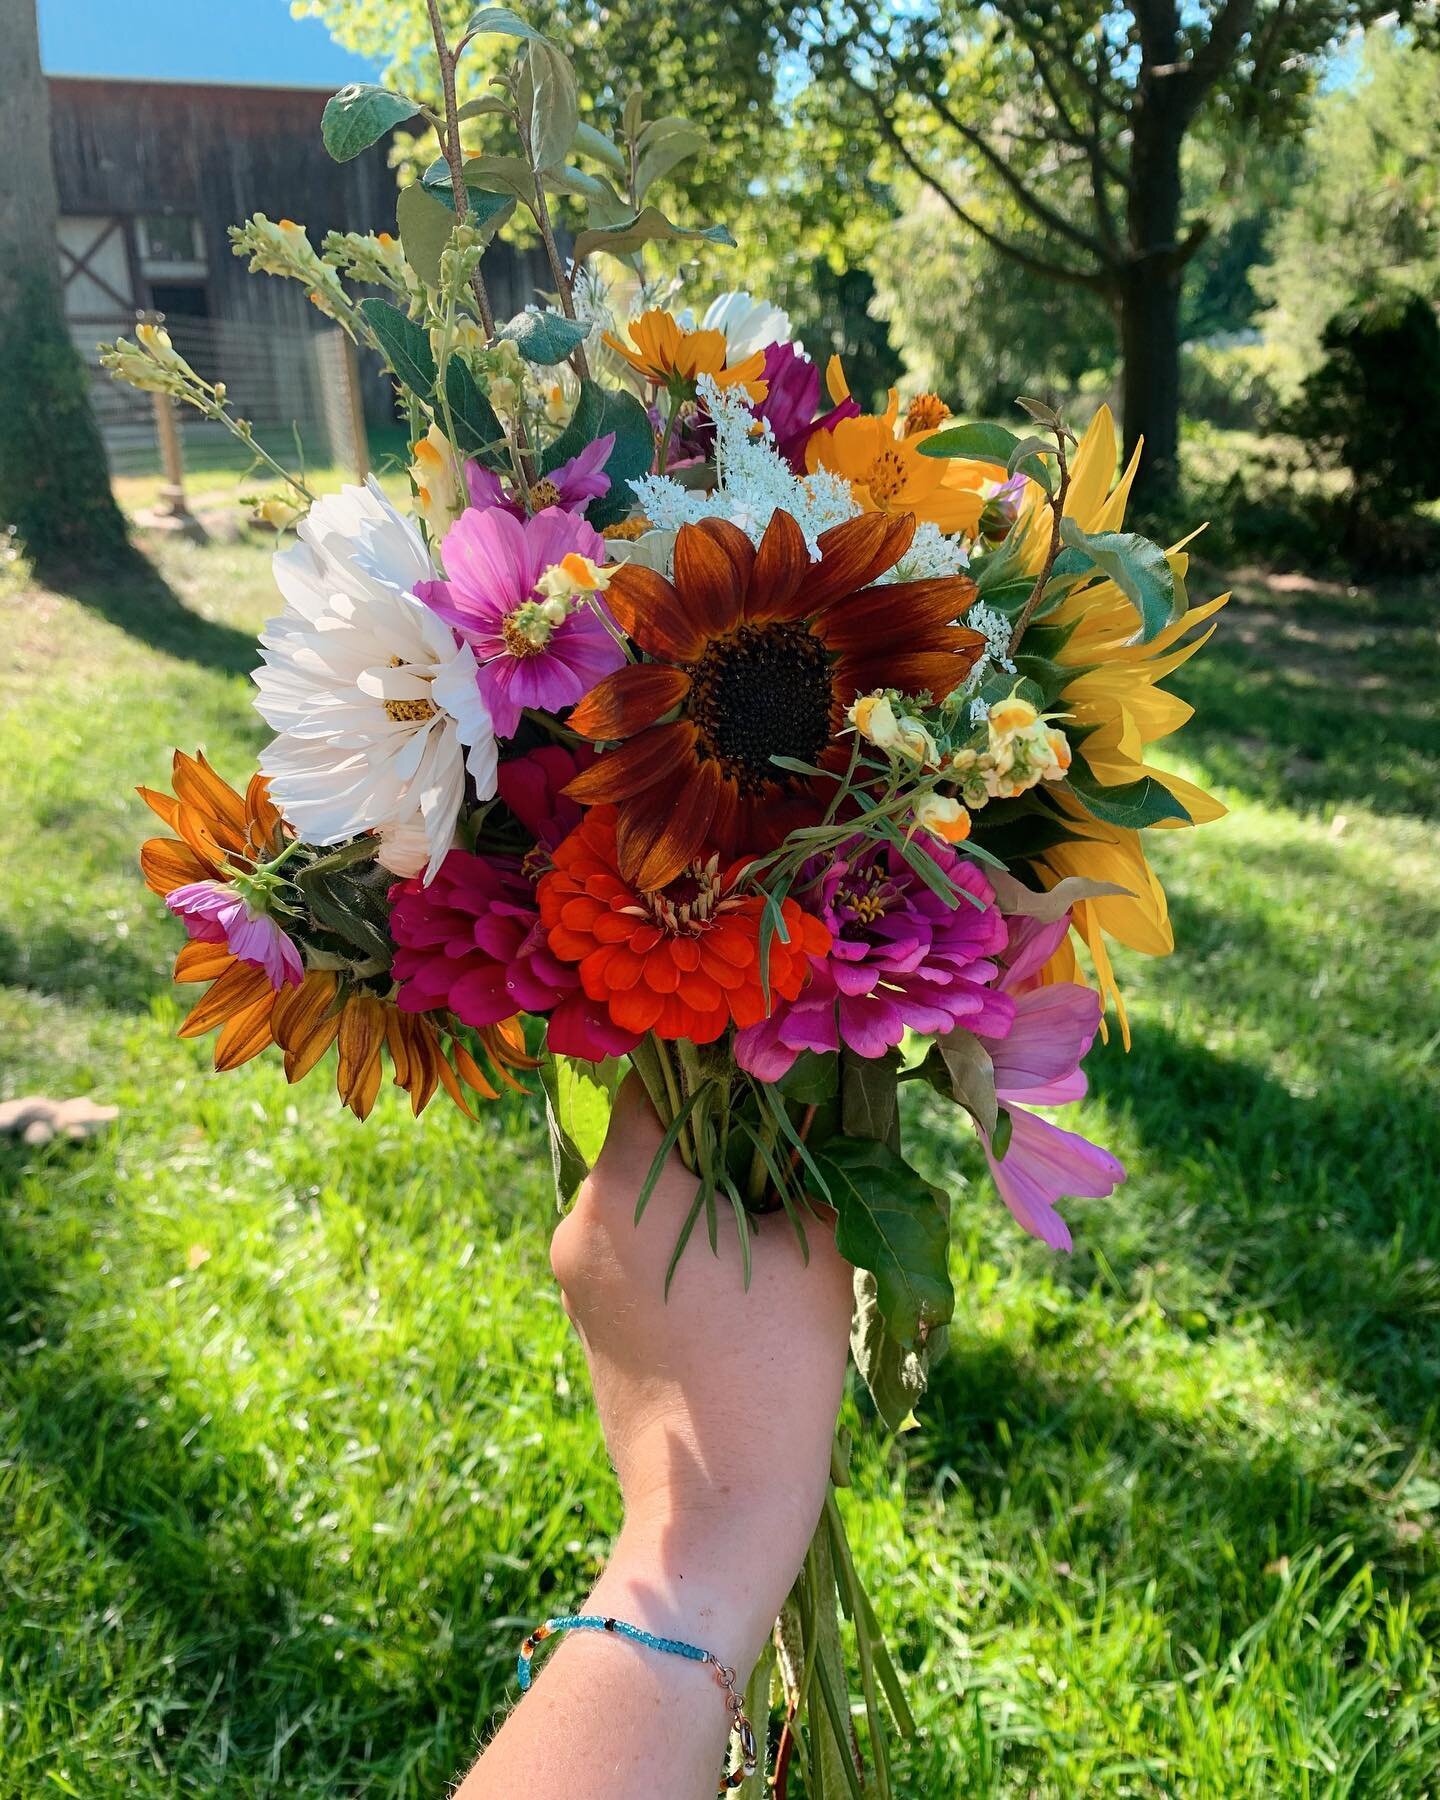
[453,1037,504,1099]
[336,995,386,1118]
[174,939,236,984]
[140,835,214,897]
[564,721,698,804]
[137,785,183,831]
[171,751,248,851]
[618,758,721,892]
[179,961,273,1039]
[213,992,276,1071]
[570,666,692,742]
[606,563,708,662]
[817,577,980,655]
[671,521,750,640]
[837,646,983,704]
[746,508,809,622]
[787,512,917,620]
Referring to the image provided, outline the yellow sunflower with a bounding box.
[1010,407,1229,1045]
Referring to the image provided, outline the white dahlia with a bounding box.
[253,478,496,883]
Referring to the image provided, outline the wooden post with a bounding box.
[341,330,369,481]
[320,328,370,480]
[150,391,197,528]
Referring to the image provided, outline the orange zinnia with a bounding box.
[537,806,831,1043]
[139,750,524,1117]
[566,510,984,891]
[604,308,768,402]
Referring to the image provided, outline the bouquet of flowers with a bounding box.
[103,10,1226,1791]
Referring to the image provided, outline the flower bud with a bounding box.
[914,793,971,844]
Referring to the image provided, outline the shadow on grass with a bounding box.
[0,1153,512,1793]
[0,920,167,1015]
[39,544,256,678]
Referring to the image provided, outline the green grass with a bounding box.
[1,521,1438,1797]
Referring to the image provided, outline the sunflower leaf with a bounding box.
[1065,763,1193,829]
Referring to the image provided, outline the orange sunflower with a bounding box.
[537,805,831,1043]
[565,510,984,891]
[604,308,768,402]
[139,751,525,1117]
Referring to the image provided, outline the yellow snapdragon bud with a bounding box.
[849,692,938,765]
[988,695,1039,735]
[913,793,971,845]
[409,424,465,539]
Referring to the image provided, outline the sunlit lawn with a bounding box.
[1,512,1438,1796]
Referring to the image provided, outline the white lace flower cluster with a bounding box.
[630,376,860,557]
[959,599,1017,697]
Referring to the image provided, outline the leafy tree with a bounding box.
[0,0,129,570]
[1259,27,1440,373]
[1286,289,1440,519]
[873,185,1117,413]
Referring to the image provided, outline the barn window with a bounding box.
[139,215,206,276]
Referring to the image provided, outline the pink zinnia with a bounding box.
[165,879,303,991]
[972,913,1126,1251]
[416,507,623,738]
[389,848,638,1061]
[735,836,1012,1081]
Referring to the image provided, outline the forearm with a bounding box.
[455,1520,774,1800]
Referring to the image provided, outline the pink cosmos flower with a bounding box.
[971,912,1126,1251]
[464,435,615,520]
[165,879,303,991]
[416,506,623,738]
[389,848,638,1061]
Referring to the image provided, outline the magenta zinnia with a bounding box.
[734,836,1011,1078]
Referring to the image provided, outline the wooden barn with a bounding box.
[48,75,551,471]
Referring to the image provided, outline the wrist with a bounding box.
[588,1511,800,1676]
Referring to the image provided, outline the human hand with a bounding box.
[549,1074,854,1672]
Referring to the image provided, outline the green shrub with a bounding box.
[1285,289,1440,518]
[1180,341,1289,433]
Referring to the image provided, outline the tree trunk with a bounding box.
[0,0,129,572]
[1121,72,1190,510]
[1119,258,1183,507]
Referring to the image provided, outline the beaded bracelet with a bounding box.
[517,1613,758,1792]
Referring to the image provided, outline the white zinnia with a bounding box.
[252,478,497,884]
[701,291,794,359]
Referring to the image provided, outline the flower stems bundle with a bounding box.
[107,11,1226,1789]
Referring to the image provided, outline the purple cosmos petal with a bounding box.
[551,433,614,505]
[983,984,1102,1093]
[983,1106,1126,1251]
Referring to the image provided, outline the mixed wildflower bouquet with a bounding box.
[103,9,1226,1791]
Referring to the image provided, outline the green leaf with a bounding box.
[1066,762,1193,829]
[358,297,436,398]
[442,360,507,467]
[572,205,735,265]
[542,165,616,200]
[455,95,513,122]
[454,154,538,207]
[573,119,627,178]
[851,1270,945,1430]
[321,84,421,163]
[542,379,654,528]
[419,162,520,239]
[918,419,1050,486]
[498,308,590,365]
[463,5,550,44]
[1057,518,1183,643]
[395,182,455,289]
[295,860,395,967]
[633,118,709,199]
[518,40,579,173]
[928,1031,997,1136]
[812,1137,953,1349]
[538,1054,624,1202]
[778,1051,839,1107]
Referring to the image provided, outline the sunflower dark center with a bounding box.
[687,622,833,794]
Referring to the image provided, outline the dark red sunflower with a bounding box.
[566,509,982,890]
